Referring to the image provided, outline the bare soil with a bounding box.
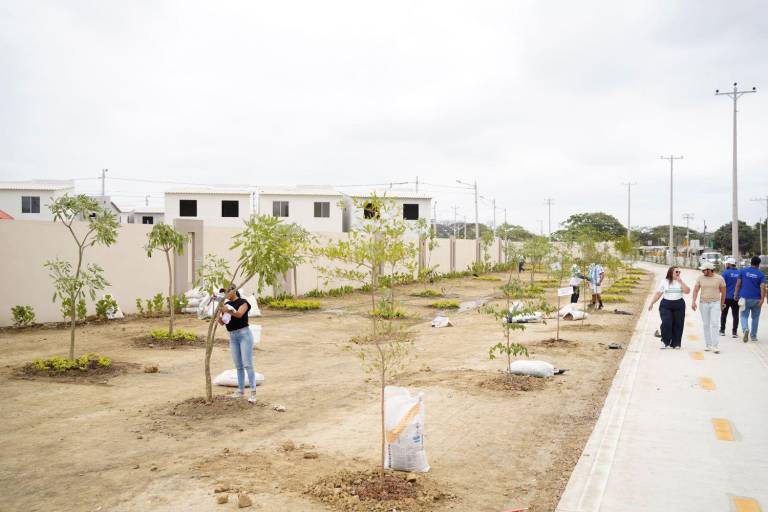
[0,270,651,512]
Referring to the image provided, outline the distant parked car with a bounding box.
[699,252,722,266]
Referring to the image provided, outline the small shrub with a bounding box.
[11,305,35,327]
[411,289,443,297]
[258,293,293,306]
[473,275,502,281]
[135,298,144,315]
[305,285,354,298]
[440,270,473,280]
[430,299,460,309]
[29,352,112,373]
[149,328,198,342]
[604,286,632,294]
[171,294,189,313]
[60,297,87,321]
[379,272,416,288]
[502,283,544,299]
[268,298,321,310]
[95,294,119,319]
[601,294,627,303]
[371,295,408,318]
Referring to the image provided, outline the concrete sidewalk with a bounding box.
[557,263,768,512]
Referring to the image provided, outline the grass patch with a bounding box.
[27,353,112,374]
[411,289,444,297]
[473,275,502,281]
[304,285,355,298]
[502,283,545,298]
[601,294,627,303]
[536,279,560,287]
[150,328,198,342]
[268,298,321,310]
[429,300,460,309]
[603,286,633,294]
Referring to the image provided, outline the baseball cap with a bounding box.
[699,262,715,270]
[725,257,737,265]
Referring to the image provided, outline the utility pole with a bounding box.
[760,218,764,257]
[751,196,768,255]
[415,176,419,194]
[621,182,637,239]
[456,179,480,260]
[504,208,507,225]
[660,155,683,265]
[492,198,497,233]
[544,198,555,237]
[716,82,757,261]
[145,195,150,207]
[101,168,108,197]
[536,220,544,236]
[463,216,467,239]
[682,213,695,254]
[432,200,437,233]
[451,205,459,238]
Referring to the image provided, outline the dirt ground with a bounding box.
[0,270,652,512]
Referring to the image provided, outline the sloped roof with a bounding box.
[0,180,74,191]
[0,209,14,220]
[165,188,252,195]
[259,187,342,197]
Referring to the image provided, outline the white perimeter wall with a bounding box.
[0,220,508,326]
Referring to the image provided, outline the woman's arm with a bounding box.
[680,280,691,294]
[647,290,663,311]
[230,303,249,319]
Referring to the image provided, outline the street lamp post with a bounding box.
[660,155,683,265]
[716,82,757,261]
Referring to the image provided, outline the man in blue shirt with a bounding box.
[719,257,741,337]
[734,256,766,342]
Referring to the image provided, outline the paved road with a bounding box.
[557,263,768,512]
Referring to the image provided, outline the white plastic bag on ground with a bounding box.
[180,307,198,314]
[106,307,124,320]
[244,294,261,317]
[249,324,262,345]
[213,369,265,387]
[384,386,430,473]
[508,360,555,378]
[431,316,452,328]
[559,303,588,320]
[508,312,542,323]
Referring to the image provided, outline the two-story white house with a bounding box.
[164,188,253,227]
[0,180,75,220]
[342,192,432,233]
[257,187,345,233]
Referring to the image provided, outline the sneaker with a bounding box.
[714,349,720,354]
[660,346,668,350]
[247,393,258,404]
[743,330,750,343]
[654,330,662,338]
[719,331,725,336]
[598,303,604,310]
[751,337,758,342]
[229,391,244,399]
[732,333,739,338]
[673,346,681,350]
[704,348,711,352]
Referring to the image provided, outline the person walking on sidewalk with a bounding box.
[734,256,766,343]
[587,262,605,310]
[719,257,741,338]
[648,266,691,349]
[692,262,726,353]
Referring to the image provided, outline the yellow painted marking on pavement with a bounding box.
[691,352,704,360]
[712,418,735,441]
[699,377,715,391]
[733,496,762,512]
[687,333,700,341]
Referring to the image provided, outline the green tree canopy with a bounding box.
[712,221,759,255]
[554,212,626,241]
[495,223,534,241]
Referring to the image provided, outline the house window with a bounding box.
[403,203,419,220]
[127,216,135,224]
[314,201,330,218]
[272,201,289,217]
[363,202,379,219]
[179,200,197,217]
[221,200,239,217]
[142,216,154,225]
[21,196,40,214]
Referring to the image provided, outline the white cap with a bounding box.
[699,262,715,270]
[726,257,737,265]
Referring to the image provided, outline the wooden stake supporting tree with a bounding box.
[145,223,189,336]
[47,195,119,360]
[314,193,418,476]
[195,215,310,402]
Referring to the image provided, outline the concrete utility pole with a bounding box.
[457,179,480,260]
[537,220,544,236]
[760,218,764,257]
[415,176,419,194]
[492,198,497,233]
[504,208,507,225]
[621,182,637,239]
[682,213,695,253]
[451,205,459,238]
[751,196,768,255]
[101,168,108,197]
[716,82,757,261]
[463,216,467,239]
[660,155,683,265]
[544,197,555,237]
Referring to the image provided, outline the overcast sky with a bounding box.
[1,0,767,233]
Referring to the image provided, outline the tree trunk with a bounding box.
[69,246,85,360]
[166,250,174,335]
[378,342,386,477]
[204,314,218,402]
[293,266,298,298]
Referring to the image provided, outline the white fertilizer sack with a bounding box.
[431,316,452,328]
[384,386,430,473]
[508,312,543,323]
[558,304,588,320]
[249,324,262,345]
[213,369,265,388]
[508,360,555,378]
[244,295,261,317]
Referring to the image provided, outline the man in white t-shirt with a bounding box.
[587,262,605,310]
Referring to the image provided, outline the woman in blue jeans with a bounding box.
[217,285,257,402]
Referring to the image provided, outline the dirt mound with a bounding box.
[305,469,451,511]
[478,374,547,392]
[132,335,215,349]
[170,395,266,419]
[13,362,129,384]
